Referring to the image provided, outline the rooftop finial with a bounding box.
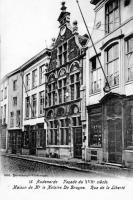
[61,1,66,12]
[73,20,78,34]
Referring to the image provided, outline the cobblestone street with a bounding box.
[0,155,98,177]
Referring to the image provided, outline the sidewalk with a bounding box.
[1,152,133,177]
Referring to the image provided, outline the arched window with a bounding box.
[47,110,54,119]
[47,74,56,106]
[126,35,133,81]
[69,104,79,115]
[105,43,119,87]
[70,61,80,100]
[90,55,101,94]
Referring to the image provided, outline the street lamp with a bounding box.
[103,81,111,93]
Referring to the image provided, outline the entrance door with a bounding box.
[73,127,82,158]
[12,132,17,154]
[108,118,122,164]
[29,130,36,155]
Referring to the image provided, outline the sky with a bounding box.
[0,0,95,79]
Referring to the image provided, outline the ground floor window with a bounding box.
[60,119,69,145]
[48,121,58,145]
[23,127,29,148]
[1,128,6,149]
[37,124,46,148]
[89,114,102,148]
[125,103,133,148]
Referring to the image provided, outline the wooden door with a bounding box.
[108,118,122,164]
[73,127,82,158]
[12,132,17,154]
[29,130,36,155]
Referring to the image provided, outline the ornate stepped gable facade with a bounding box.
[44,2,88,159]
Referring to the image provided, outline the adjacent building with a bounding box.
[7,67,23,154]
[0,76,8,151]
[44,2,88,159]
[84,0,133,167]
[22,48,51,156]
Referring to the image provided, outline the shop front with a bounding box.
[8,129,22,154]
[86,93,133,167]
[22,123,46,156]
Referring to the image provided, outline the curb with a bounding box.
[2,154,110,177]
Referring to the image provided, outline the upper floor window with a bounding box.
[126,35,133,81]
[47,74,56,107]
[39,91,44,115]
[4,104,6,119]
[105,0,120,34]
[0,106,3,119]
[106,43,119,87]
[4,87,7,99]
[13,97,17,106]
[31,94,37,118]
[58,77,67,104]
[90,55,101,94]
[0,90,3,101]
[10,112,14,127]
[72,116,82,127]
[13,80,17,91]
[32,69,37,88]
[70,62,80,100]
[58,42,68,66]
[25,97,30,118]
[39,65,45,85]
[16,110,20,127]
[25,73,30,91]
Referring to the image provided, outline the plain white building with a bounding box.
[22,48,51,156]
[0,76,8,151]
[84,0,133,168]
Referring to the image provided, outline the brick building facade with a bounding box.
[44,2,88,159]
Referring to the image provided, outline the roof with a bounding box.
[8,48,51,78]
[90,0,101,5]
[78,34,89,47]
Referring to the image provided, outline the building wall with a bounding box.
[22,53,50,156]
[85,0,133,167]
[0,77,8,151]
[8,72,23,129]
[7,71,23,153]
[44,3,88,160]
[91,0,133,43]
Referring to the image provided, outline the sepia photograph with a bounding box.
[0,0,133,199]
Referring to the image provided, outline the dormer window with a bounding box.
[58,42,68,66]
[105,0,120,34]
